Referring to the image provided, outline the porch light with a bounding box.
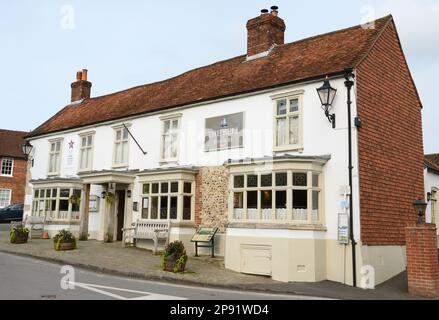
[21,141,33,157]
[413,199,427,224]
[316,76,337,128]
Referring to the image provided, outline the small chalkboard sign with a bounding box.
[191,227,218,257]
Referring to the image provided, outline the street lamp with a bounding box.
[316,77,337,128]
[413,199,427,224]
[316,70,357,287]
[21,141,33,158]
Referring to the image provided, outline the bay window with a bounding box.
[230,166,323,225]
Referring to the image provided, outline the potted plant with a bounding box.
[10,224,29,244]
[68,194,81,205]
[161,240,188,273]
[53,229,77,251]
[103,192,115,205]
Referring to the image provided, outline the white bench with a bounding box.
[24,216,45,239]
[122,219,170,254]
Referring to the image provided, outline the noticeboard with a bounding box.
[191,227,218,242]
[338,212,349,244]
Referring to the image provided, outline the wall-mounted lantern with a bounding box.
[316,76,337,128]
[413,199,427,224]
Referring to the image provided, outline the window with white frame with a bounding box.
[113,127,129,166]
[231,170,322,224]
[160,116,180,162]
[0,189,11,208]
[0,158,13,176]
[79,133,94,171]
[48,140,62,174]
[32,186,82,220]
[274,95,302,150]
[141,180,193,221]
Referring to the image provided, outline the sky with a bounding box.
[0,0,437,153]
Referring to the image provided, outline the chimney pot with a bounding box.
[271,6,279,16]
[261,9,269,14]
[81,69,88,81]
[76,71,82,81]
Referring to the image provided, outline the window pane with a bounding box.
[312,174,319,187]
[161,182,169,194]
[261,174,272,187]
[312,190,319,222]
[142,183,149,194]
[277,99,287,115]
[170,197,177,219]
[45,189,51,198]
[289,116,299,145]
[34,189,39,198]
[150,197,158,219]
[163,120,170,133]
[141,197,149,219]
[151,183,159,194]
[121,141,128,163]
[60,189,70,197]
[87,135,92,146]
[171,119,178,130]
[183,182,192,194]
[170,182,178,193]
[293,173,307,186]
[234,175,244,188]
[52,189,57,197]
[51,200,56,211]
[289,99,299,112]
[51,143,55,152]
[123,129,128,140]
[275,172,287,186]
[160,196,168,219]
[276,118,286,146]
[81,137,86,147]
[247,191,257,209]
[59,200,69,211]
[233,192,243,209]
[293,190,307,209]
[56,141,61,151]
[260,190,272,209]
[276,191,287,209]
[183,196,191,220]
[247,175,258,188]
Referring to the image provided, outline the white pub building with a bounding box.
[23,8,426,286]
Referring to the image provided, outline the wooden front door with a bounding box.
[116,190,126,241]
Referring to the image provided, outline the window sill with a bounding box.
[159,160,179,165]
[112,164,128,169]
[227,222,326,231]
[273,146,304,153]
[0,174,13,178]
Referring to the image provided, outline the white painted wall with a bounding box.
[424,168,439,223]
[27,76,361,243]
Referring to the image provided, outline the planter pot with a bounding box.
[11,234,28,244]
[163,255,186,272]
[54,241,76,251]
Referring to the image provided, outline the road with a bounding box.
[0,251,323,300]
[0,223,10,232]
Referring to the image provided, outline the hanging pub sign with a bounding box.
[204,112,244,151]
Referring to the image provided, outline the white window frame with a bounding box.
[271,90,304,152]
[48,138,63,175]
[78,131,95,171]
[0,157,14,177]
[159,114,182,163]
[0,189,11,208]
[112,124,130,168]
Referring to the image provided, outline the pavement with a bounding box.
[0,227,431,300]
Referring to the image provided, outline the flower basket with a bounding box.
[53,229,77,251]
[10,225,29,244]
[161,241,188,273]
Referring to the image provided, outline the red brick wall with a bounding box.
[405,224,439,297]
[0,157,27,205]
[356,20,425,245]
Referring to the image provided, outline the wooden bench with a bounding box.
[23,216,45,239]
[122,219,170,254]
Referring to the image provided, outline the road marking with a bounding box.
[68,281,186,300]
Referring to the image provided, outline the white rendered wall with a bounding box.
[424,169,439,223]
[27,76,361,243]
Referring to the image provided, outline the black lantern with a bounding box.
[413,199,427,224]
[316,77,337,128]
[21,141,33,158]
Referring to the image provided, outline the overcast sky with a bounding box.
[0,0,437,153]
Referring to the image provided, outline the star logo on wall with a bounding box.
[68,140,75,149]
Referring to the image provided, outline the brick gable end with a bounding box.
[356,20,424,245]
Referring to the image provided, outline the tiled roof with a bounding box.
[28,15,393,138]
[0,129,26,158]
[425,154,439,173]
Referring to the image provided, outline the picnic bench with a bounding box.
[23,216,45,239]
[122,219,170,254]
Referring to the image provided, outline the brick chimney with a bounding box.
[246,6,286,57]
[71,69,92,102]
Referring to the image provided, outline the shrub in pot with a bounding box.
[10,224,29,244]
[53,229,77,251]
[161,241,188,273]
